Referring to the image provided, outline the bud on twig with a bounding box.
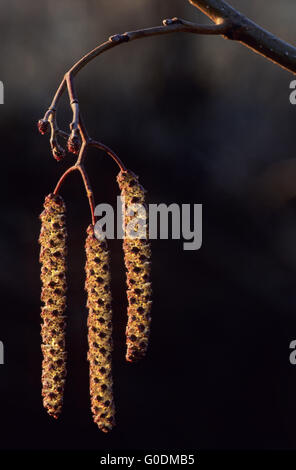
[67,131,81,155]
[52,145,66,162]
[38,119,50,135]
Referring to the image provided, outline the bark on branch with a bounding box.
[190,0,296,73]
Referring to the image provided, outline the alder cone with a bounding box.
[39,193,67,418]
[85,225,115,432]
[117,170,152,362]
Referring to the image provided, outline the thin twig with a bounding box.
[76,164,96,225]
[78,113,90,145]
[90,140,127,172]
[41,1,296,225]
[46,19,229,112]
[53,165,78,194]
[45,2,296,116]
[53,159,96,225]
[66,73,80,135]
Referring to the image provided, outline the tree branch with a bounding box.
[39,0,296,223]
[46,19,228,113]
[189,0,296,73]
[42,1,296,128]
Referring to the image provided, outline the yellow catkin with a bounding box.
[117,170,152,362]
[39,193,67,418]
[85,225,115,432]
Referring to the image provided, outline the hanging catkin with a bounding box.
[117,170,152,362]
[39,193,67,418]
[85,224,115,432]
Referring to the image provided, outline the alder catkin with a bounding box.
[85,225,115,432]
[39,193,67,418]
[117,170,152,362]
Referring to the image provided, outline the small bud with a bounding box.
[109,33,129,43]
[162,17,180,26]
[38,119,49,135]
[67,134,80,155]
[52,146,66,162]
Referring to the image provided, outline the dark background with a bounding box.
[1,0,296,450]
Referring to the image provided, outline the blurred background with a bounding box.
[1,0,296,451]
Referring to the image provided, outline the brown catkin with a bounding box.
[39,193,67,418]
[117,170,152,362]
[85,225,115,432]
